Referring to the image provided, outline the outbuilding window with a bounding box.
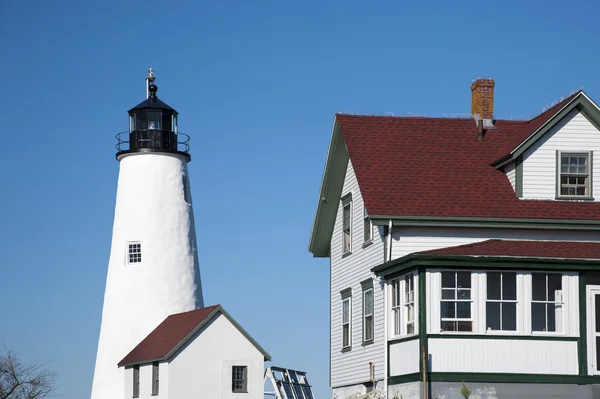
[151,362,159,395]
[133,365,140,398]
[232,365,248,393]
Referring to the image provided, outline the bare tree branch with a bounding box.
[0,348,56,399]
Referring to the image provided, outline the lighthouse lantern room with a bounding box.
[116,68,190,161]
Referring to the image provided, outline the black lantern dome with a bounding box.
[116,69,190,161]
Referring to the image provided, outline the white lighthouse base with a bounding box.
[91,153,203,399]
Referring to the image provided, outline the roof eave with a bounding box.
[373,253,600,277]
[369,215,600,230]
[308,117,348,258]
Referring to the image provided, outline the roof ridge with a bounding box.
[527,89,582,122]
[168,304,220,317]
[335,114,529,122]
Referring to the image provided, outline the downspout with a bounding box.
[387,220,393,261]
[382,219,392,395]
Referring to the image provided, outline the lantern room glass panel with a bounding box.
[134,112,148,131]
[147,111,161,130]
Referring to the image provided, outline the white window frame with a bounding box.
[363,205,372,244]
[485,271,518,333]
[342,296,352,349]
[557,151,592,199]
[342,195,353,255]
[440,271,474,333]
[531,272,564,334]
[390,272,418,338]
[363,287,374,343]
[127,241,142,265]
[428,270,575,337]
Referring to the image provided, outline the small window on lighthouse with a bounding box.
[127,242,142,264]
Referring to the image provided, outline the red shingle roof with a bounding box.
[337,103,600,220]
[118,305,220,367]
[419,239,600,259]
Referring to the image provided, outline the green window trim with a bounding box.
[341,287,352,350]
[515,155,523,198]
[555,150,594,200]
[341,193,353,256]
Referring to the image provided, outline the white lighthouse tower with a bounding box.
[91,70,204,399]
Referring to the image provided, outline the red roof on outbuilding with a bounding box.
[418,239,600,259]
[337,104,600,220]
[118,305,220,367]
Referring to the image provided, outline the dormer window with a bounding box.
[558,152,592,199]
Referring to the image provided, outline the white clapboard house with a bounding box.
[309,79,600,399]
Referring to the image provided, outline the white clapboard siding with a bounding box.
[389,339,420,376]
[331,160,386,388]
[390,226,600,260]
[428,338,578,375]
[522,109,600,199]
[505,162,516,192]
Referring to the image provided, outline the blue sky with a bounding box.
[1,0,600,398]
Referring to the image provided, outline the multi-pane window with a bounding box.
[532,273,563,332]
[342,296,351,348]
[232,365,248,393]
[559,152,590,197]
[363,288,374,342]
[391,274,416,337]
[151,361,159,395]
[391,279,401,336]
[486,272,517,331]
[342,201,352,254]
[441,271,472,332]
[133,365,140,398]
[405,275,415,334]
[363,205,372,243]
[128,242,142,264]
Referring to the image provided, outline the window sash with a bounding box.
[342,203,352,253]
[127,242,142,264]
[232,366,247,392]
[152,362,159,395]
[559,152,591,197]
[440,271,472,332]
[342,298,351,348]
[363,289,374,342]
[532,272,564,333]
[363,206,372,242]
[133,366,140,398]
[391,274,417,337]
[486,272,517,332]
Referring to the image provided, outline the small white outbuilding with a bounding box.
[118,304,271,399]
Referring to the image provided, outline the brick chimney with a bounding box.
[471,78,495,120]
[471,78,495,139]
